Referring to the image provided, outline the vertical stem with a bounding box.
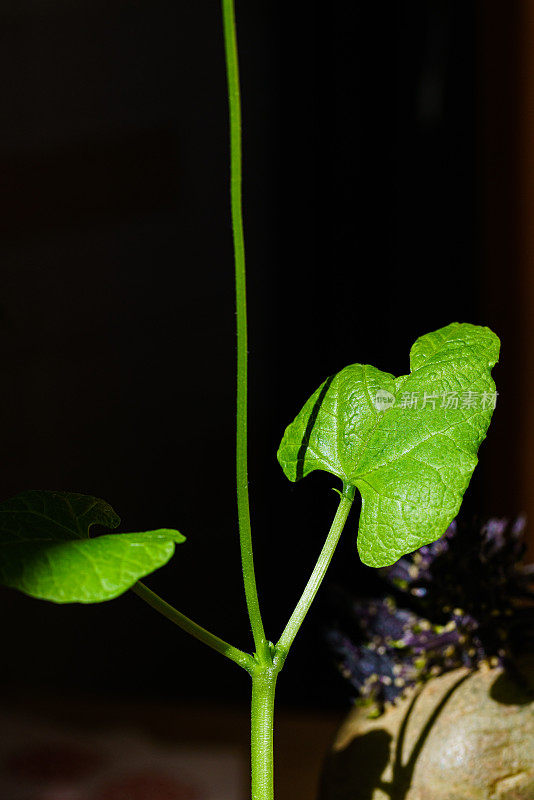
[250,668,278,800]
[221,0,267,655]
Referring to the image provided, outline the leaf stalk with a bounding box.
[274,485,355,668]
[132,581,254,672]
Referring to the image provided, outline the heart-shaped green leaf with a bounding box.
[0,490,185,603]
[278,323,499,568]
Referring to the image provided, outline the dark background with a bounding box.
[0,1,524,711]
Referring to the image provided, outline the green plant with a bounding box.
[0,3,500,798]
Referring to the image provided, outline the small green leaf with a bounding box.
[277,323,499,568]
[0,490,185,603]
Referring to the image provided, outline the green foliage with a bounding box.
[278,323,500,568]
[0,490,184,603]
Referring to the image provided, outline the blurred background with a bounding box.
[0,0,531,728]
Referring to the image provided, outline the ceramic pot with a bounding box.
[319,657,534,800]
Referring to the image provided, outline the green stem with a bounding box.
[131,581,254,672]
[250,667,279,800]
[274,485,355,667]
[221,0,267,658]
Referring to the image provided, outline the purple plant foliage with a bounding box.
[328,517,534,712]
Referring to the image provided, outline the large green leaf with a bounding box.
[0,490,184,603]
[278,323,499,568]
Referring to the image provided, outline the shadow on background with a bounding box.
[319,730,392,800]
[319,673,470,800]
